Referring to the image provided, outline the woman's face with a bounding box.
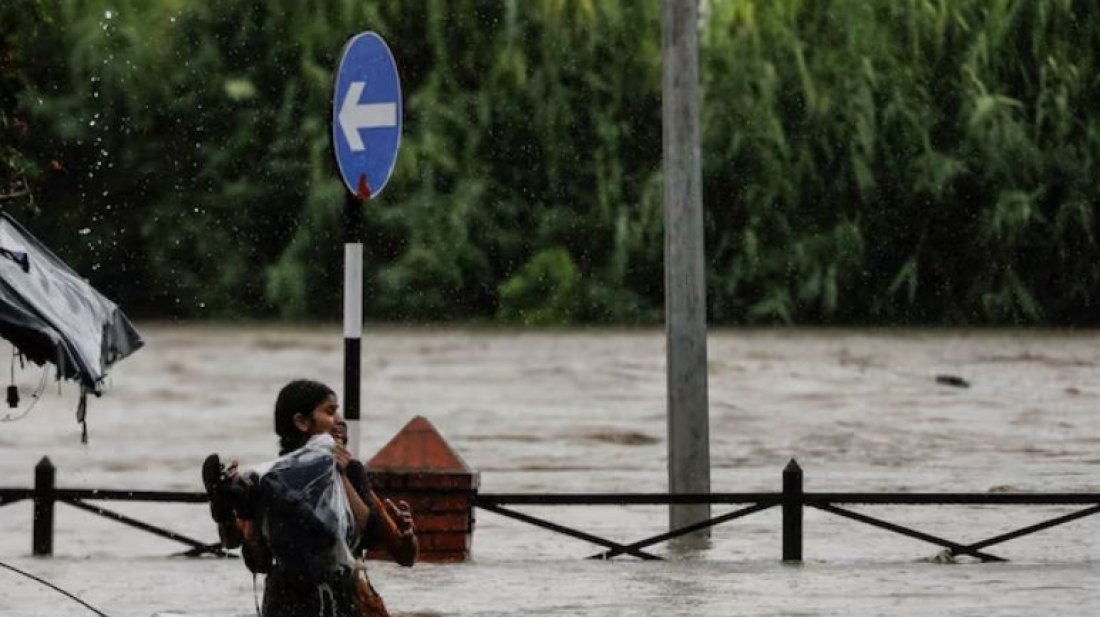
[332,418,348,446]
[297,393,340,437]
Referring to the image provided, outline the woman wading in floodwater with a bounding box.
[203,379,417,617]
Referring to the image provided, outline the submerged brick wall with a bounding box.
[366,416,478,562]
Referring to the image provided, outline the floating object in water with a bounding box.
[935,374,970,388]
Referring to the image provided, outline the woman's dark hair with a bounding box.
[274,379,335,454]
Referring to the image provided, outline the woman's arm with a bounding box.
[240,520,272,574]
[340,472,372,536]
[368,490,418,567]
[335,444,372,536]
[217,520,243,549]
[336,445,417,566]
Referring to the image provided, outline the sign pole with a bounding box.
[331,31,402,459]
[343,189,365,457]
[662,0,711,540]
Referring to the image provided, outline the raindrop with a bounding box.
[78,228,91,236]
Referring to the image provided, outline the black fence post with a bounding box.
[33,456,55,556]
[782,459,803,563]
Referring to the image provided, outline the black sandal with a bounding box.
[202,453,235,524]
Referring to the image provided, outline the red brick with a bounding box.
[372,492,430,513]
[367,473,408,490]
[363,416,478,562]
[369,492,472,514]
[421,532,470,552]
[366,534,473,561]
[405,472,478,490]
[418,550,468,564]
[415,513,470,533]
[424,494,473,513]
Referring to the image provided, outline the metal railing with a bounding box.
[474,459,1100,562]
[4,457,1099,562]
[1,457,227,558]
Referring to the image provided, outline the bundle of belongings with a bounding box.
[252,433,359,579]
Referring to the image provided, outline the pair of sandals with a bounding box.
[202,453,258,523]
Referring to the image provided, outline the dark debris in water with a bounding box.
[935,374,971,388]
[585,430,659,446]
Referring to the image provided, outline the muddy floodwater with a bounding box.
[2,324,1099,616]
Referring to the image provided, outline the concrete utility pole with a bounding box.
[661,0,711,539]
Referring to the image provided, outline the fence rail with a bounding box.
[0,457,228,558]
[473,459,1100,562]
[3,457,1099,563]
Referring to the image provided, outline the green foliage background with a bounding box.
[2,0,1098,324]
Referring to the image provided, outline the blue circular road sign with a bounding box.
[332,32,402,199]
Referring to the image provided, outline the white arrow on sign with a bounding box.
[338,82,397,152]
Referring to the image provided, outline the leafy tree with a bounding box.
[0,0,52,214]
[9,0,1100,325]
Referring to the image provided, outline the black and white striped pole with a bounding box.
[343,189,365,457]
[332,32,403,458]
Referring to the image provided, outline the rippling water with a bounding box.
[2,325,1099,616]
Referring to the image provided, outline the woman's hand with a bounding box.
[370,491,418,566]
[224,460,240,482]
[333,443,352,474]
[384,498,416,537]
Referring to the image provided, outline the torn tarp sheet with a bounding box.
[0,212,142,393]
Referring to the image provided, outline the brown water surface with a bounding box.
[2,325,1098,616]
